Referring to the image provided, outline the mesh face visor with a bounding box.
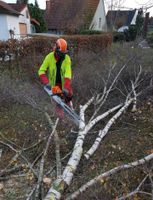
[55,47,66,60]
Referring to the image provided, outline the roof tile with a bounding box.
[45,0,100,32]
[8,3,27,12]
[0,0,20,15]
[106,10,136,29]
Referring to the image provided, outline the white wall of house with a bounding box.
[0,14,19,41]
[0,15,8,41]
[89,0,107,31]
[19,6,31,34]
[0,6,31,41]
[7,15,20,38]
[131,10,138,25]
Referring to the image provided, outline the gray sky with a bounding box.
[4,0,153,16]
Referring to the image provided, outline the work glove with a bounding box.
[39,74,51,90]
[39,74,49,85]
[63,78,73,102]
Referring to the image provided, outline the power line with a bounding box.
[112,5,136,10]
[135,0,152,6]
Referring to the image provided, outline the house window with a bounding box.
[99,18,102,29]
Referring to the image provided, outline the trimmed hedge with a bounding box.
[0,33,112,59]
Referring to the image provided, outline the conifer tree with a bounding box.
[28,2,47,32]
[16,0,28,4]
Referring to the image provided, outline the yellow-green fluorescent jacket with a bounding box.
[38,52,72,88]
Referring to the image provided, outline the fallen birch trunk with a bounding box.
[66,153,153,200]
[43,103,122,200]
[43,71,139,199]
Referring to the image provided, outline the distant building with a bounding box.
[106,9,140,31]
[0,0,20,40]
[0,0,39,41]
[9,3,31,37]
[148,17,153,32]
[44,0,107,34]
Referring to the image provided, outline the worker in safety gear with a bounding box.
[38,38,73,116]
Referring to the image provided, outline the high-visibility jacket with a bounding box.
[38,52,72,88]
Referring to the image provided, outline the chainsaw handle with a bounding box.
[44,85,68,99]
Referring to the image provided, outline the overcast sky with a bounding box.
[4,0,153,16]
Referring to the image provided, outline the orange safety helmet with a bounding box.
[56,38,68,53]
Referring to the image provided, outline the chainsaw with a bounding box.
[44,85,82,126]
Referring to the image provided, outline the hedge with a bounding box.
[0,33,112,60]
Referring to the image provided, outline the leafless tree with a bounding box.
[1,48,153,200]
[42,60,153,199]
[105,0,126,10]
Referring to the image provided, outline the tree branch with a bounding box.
[35,115,59,199]
[84,98,134,159]
[66,153,153,200]
[0,140,37,177]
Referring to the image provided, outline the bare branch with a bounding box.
[91,57,134,120]
[118,175,148,200]
[148,170,153,200]
[0,140,37,177]
[66,153,153,200]
[86,103,122,133]
[53,131,62,178]
[26,185,37,200]
[0,173,26,181]
[45,112,62,177]
[35,116,59,199]
[0,164,24,177]
[84,98,134,159]
[43,102,122,200]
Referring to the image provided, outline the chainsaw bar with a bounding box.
[44,86,82,126]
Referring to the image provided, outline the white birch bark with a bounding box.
[44,101,122,200]
[86,103,122,132]
[66,153,153,200]
[84,98,134,159]
[43,103,87,200]
[131,82,137,112]
[43,64,141,199]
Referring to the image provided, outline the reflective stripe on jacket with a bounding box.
[38,52,72,88]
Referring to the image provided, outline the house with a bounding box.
[0,0,21,40]
[44,0,107,34]
[106,9,140,31]
[10,3,40,34]
[0,0,39,41]
[148,17,153,32]
[9,3,31,37]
